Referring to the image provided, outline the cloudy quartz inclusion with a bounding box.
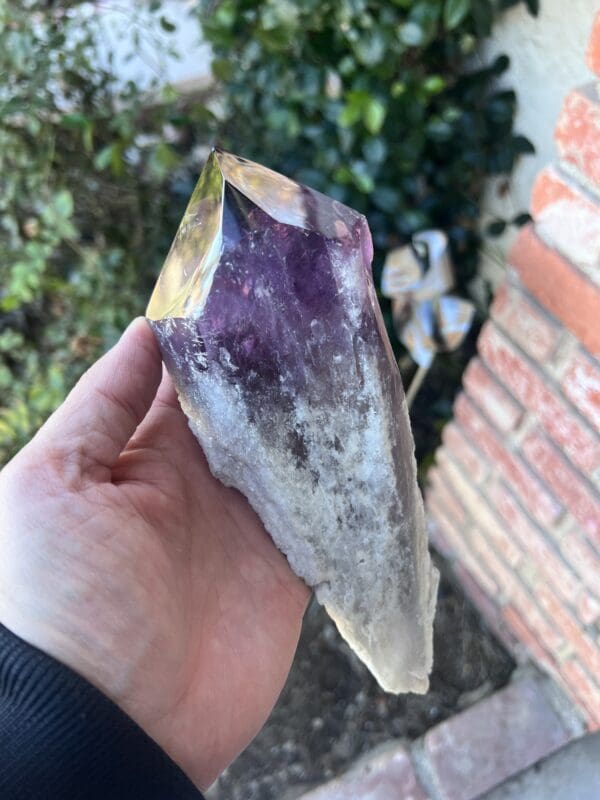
[147,150,438,694]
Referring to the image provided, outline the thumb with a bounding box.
[32,317,162,481]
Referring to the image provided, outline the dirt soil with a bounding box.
[208,554,515,800]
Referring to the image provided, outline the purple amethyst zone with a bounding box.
[150,183,417,582]
[154,182,371,385]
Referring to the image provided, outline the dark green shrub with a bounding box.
[198,0,536,467]
[0,1,213,462]
[201,0,534,272]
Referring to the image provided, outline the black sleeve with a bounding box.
[0,623,205,799]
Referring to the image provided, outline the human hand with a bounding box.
[0,318,310,790]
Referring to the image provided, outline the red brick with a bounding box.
[423,677,571,800]
[301,743,429,800]
[561,349,600,434]
[472,534,517,603]
[555,85,600,189]
[560,660,600,729]
[531,166,578,216]
[577,591,600,626]
[522,432,600,545]
[508,575,568,654]
[459,551,502,602]
[560,523,600,601]
[531,166,600,286]
[491,282,561,362]
[455,393,563,526]
[441,422,489,483]
[427,495,467,561]
[508,582,569,663]
[587,10,600,76]
[489,482,581,605]
[463,358,523,432]
[479,323,600,474]
[428,466,467,524]
[536,585,600,679]
[437,452,523,568]
[502,605,554,667]
[508,228,600,357]
[476,536,519,604]
[435,457,570,657]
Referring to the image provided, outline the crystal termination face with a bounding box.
[147,149,439,694]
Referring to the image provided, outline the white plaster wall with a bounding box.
[479,0,599,287]
[76,1,211,91]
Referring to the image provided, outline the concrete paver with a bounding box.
[479,733,600,800]
[299,742,429,800]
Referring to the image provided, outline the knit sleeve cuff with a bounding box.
[0,622,204,800]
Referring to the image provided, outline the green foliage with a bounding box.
[200,0,534,282]
[199,0,535,460]
[0,0,212,462]
[0,0,536,468]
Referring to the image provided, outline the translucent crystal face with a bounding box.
[147,151,223,321]
[147,149,371,322]
[147,150,438,695]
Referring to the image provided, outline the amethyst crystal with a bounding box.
[147,150,438,694]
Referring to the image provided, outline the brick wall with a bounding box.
[426,12,600,731]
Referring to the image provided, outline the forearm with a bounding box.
[0,623,204,800]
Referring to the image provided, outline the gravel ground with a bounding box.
[208,554,515,800]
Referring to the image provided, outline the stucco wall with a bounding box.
[87,1,211,91]
[479,0,598,286]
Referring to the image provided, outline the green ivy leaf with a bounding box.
[372,186,401,213]
[355,175,375,193]
[333,165,354,184]
[512,212,532,227]
[492,54,510,74]
[160,83,179,103]
[94,144,116,171]
[444,0,471,30]
[472,1,494,36]
[391,81,406,98]
[525,0,539,16]
[398,22,426,47]
[423,75,446,94]
[426,118,453,142]
[0,364,12,390]
[60,112,89,130]
[0,330,24,352]
[94,143,124,176]
[53,190,74,220]
[339,103,362,128]
[486,91,516,124]
[362,137,387,165]
[148,142,179,180]
[82,122,94,154]
[486,219,507,237]
[363,98,386,135]
[354,30,386,67]
[511,134,535,155]
[159,16,176,32]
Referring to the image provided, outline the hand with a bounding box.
[0,318,310,790]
